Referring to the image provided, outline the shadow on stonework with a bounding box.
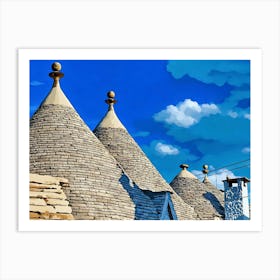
[203,192,225,217]
[119,174,160,220]
[143,190,178,220]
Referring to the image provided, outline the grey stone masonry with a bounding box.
[94,127,198,220]
[30,104,135,220]
[170,176,224,220]
[94,128,170,192]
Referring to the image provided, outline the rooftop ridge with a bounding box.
[95,91,126,129]
[175,163,197,179]
[40,62,73,108]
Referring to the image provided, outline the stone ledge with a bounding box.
[54,205,72,214]
[30,205,56,213]
[45,198,69,206]
[30,212,74,220]
[30,173,69,185]
[30,191,67,200]
[30,198,47,206]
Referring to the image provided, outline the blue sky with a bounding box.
[30,60,250,189]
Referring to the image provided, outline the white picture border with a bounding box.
[18,48,262,232]
[1,1,279,279]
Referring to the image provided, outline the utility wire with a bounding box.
[226,164,250,173]
[206,159,250,175]
[196,162,250,179]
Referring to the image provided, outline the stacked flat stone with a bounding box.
[29,173,74,220]
[30,63,135,220]
[94,92,198,220]
[170,165,224,220]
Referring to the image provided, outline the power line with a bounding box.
[196,160,250,179]
[197,164,250,179]
[226,164,250,173]
[206,159,250,175]
[205,164,250,188]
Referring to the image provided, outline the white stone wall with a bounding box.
[242,181,250,218]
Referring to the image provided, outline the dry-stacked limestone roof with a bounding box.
[30,63,138,220]
[202,176,225,215]
[93,92,198,220]
[170,164,224,220]
[29,173,74,220]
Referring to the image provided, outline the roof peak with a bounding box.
[41,62,73,108]
[95,91,126,129]
[175,164,197,179]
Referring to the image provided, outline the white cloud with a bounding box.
[155,142,179,156]
[30,80,44,86]
[153,99,220,128]
[192,167,236,189]
[242,147,250,153]
[211,89,250,119]
[228,110,238,118]
[208,168,236,189]
[192,169,202,177]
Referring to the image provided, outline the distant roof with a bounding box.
[94,92,198,220]
[170,165,224,220]
[175,164,197,179]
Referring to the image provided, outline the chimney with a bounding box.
[223,177,250,220]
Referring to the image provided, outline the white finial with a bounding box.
[176,163,197,179]
[49,62,64,87]
[52,62,62,71]
[94,91,126,129]
[41,62,73,108]
[180,164,189,170]
[202,164,210,183]
[105,90,117,110]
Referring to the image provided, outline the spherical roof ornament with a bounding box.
[202,165,209,175]
[49,62,64,87]
[107,90,115,98]
[105,90,117,106]
[202,164,210,183]
[52,62,62,71]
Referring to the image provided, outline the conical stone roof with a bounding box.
[93,92,198,220]
[202,175,225,216]
[170,164,224,220]
[30,62,137,220]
